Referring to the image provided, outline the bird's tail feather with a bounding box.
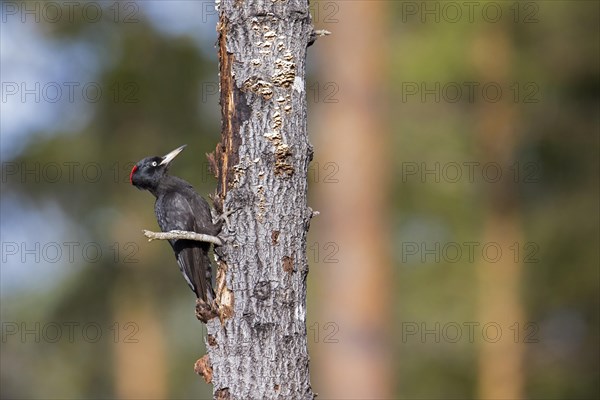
[174,240,214,302]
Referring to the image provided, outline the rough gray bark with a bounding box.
[202,0,315,399]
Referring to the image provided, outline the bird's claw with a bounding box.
[195,298,218,323]
[216,206,239,231]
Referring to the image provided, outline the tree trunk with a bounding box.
[471,27,525,399]
[112,285,167,399]
[204,1,315,399]
[311,1,394,398]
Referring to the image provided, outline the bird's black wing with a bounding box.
[155,191,213,301]
[187,187,220,237]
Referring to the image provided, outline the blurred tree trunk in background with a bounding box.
[112,285,167,399]
[312,1,394,398]
[204,0,314,398]
[471,27,524,399]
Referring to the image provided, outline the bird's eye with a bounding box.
[151,161,158,167]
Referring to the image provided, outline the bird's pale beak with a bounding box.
[160,145,187,166]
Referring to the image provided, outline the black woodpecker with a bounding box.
[130,145,219,304]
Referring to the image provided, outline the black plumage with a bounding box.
[130,145,219,302]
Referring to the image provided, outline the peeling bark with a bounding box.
[205,1,314,398]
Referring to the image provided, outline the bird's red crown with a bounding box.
[129,165,138,184]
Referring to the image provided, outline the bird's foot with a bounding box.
[195,298,218,323]
[216,206,239,231]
